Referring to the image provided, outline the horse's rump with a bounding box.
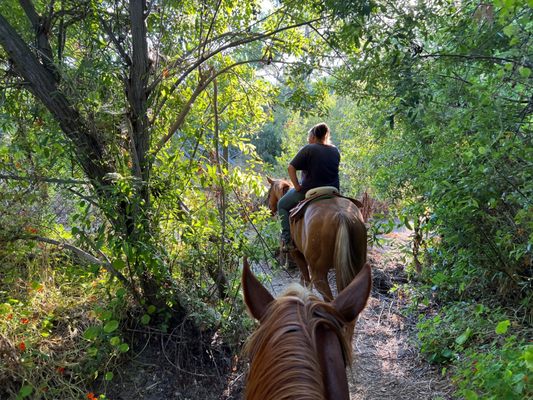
[291,197,366,292]
[333,207,367,290]
[265,177,367,301]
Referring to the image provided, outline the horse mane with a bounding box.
[266,178,292,214]
[265,183,275,207]
[244,285,351,400]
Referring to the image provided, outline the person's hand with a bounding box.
[294,183,302,192]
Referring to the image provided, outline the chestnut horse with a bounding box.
[267,177,367,301]
[242,260,372,400]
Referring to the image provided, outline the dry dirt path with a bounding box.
[260,228,455,400]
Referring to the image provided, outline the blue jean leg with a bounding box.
[278,188,305,242]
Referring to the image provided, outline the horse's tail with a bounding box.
[333,212,367,291]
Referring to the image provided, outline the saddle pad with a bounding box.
[305,186,339,199]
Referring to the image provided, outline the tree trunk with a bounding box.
[0,10,180,313]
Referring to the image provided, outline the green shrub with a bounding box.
[416,302,532,399]
[0,246,126,399]
[455,338,532,400]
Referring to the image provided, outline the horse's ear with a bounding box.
[267,177,274,185]
[242,258,274,321]
[332,263,372,323]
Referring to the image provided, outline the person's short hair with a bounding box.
[309,123,330,140]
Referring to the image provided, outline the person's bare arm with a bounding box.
[288,164,301,191]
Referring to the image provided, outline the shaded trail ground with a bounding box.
[101,228,455,399]
[347,229,454,399]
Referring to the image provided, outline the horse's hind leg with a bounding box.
[291,250,311,287]
[312,275,334,302]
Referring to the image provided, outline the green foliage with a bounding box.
[252,106,288,166]
[416,300,532,399]
[0,0,337,317]
[16,385,33,400]
[418,303,500,363]
[0,13,333,399]
[1,0,531,397]
[455,338,532,399]
[0,245,128,399]
[329,0,532,301]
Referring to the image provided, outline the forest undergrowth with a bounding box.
[1,216,531,400]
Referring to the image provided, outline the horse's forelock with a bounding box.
[281,283,318,303]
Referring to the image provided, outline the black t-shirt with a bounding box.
[290,143,340,194]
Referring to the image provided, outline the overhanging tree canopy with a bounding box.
[0,0,359,308]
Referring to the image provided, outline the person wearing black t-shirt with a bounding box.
[278,122,340,252]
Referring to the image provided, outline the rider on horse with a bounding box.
[278,122,340,252]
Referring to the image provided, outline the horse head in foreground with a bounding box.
[242,260,372,400]
[266,177,367,301]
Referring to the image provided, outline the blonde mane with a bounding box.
[244,285,351,400]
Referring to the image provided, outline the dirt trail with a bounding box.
[262,228,454,400]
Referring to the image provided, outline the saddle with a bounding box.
[289,186,363,223]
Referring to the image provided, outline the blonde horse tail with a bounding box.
[333,212,367,291]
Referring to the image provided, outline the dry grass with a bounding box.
[0,247,119,399]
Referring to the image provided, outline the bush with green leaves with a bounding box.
[329,0,533,302]
[455,338,532,400]
[0,245,127,400]
[416,300,532,399]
